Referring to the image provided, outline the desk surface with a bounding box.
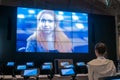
[0,74,88,80]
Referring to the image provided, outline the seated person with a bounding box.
[87,42,116,80]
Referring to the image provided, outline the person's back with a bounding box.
[87,42,116,80]
[88,58,116,80]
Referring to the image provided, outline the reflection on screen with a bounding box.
[17,7,88,53]
[23,69,38,76]
[61,68,75,76]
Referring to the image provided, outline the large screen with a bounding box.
[17,7,88,53]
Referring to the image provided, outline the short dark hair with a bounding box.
[95,42,107,55]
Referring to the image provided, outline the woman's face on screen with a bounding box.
[38,13,55,34]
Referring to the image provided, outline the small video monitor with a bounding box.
[42,64,52,70]
[60,68,75,76]
[76,62,88,74]
[76,62,86,66]
[26,62,34,67]
[7,62,15,66]
[22,68,39,77]
[17,65,26,70]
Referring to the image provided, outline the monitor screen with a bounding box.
[17,65,26,70]
[76,62,86,66]
[26,62,34,66]
[60,68,75,76]
[16,7,88,53]
[23,68,39,77]
[42,64,52,70]
[7,62,15,66]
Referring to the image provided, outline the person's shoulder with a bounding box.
[87,58,114,66]
[106,59,114,63]
[87,59,98,65]
[27,33,36,41]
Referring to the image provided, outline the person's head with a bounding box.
[37,10,58,34]
[35,10,72,52]
[95,42,107,57]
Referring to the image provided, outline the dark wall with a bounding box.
[88,14,117,60]
[0,6,117,71]
[0,6,16,62]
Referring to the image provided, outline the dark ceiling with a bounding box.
[0,0,120,15]
[0,0,120,23]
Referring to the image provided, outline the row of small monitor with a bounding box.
[7,62,53,71]
[42,62,76,76]
[7,62,34,70]
[7,62,120,79]
[18,68,75,77]
[22,68,75,77]
[7,61,86,70]
[6,61,87,77]
[7,62,34,67]
[7,62,76,77]
[60,61,86,68]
